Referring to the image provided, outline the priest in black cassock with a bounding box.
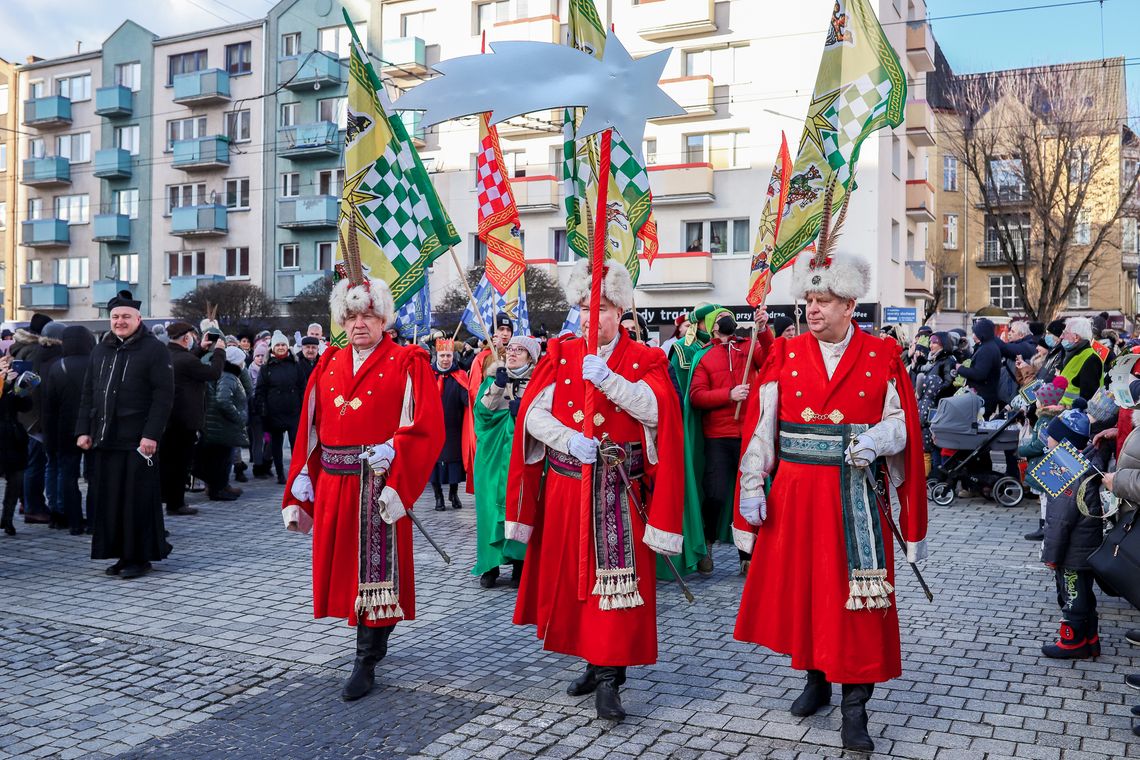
[430,338,469,511]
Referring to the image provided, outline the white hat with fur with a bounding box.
[329,277,395,327]
[564,259,635,311]
[790,253,871,302]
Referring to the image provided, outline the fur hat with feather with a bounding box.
[564,259,635,311]
[328,214,395,326]
[790,173,871,301]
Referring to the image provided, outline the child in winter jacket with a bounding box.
[1021,376,1069,541]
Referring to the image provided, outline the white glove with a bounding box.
[364,443,395,474]
[290,472,314,503]
[568,433,599,463]
[844,433,878,469]
[740,493,767,526]
[581,354,613,387]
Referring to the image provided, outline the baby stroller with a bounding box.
[927,393,1024,507]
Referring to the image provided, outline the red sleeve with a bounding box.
[282,348,338,520]
[689,353,731,410]
[888,340,928,544]
[504,338,563,530]
[387,349,446,511]
[639,349,684,538]
[733,377,764,537]
[751,330,774,370]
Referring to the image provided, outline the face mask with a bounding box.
[1044,334,1058,349]
[716,315,737,336]
[1061,340,1077,351]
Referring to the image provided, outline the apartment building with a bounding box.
[0,58,17,320]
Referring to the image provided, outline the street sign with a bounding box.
[883,307,917,324]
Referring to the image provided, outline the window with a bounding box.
[280,102,298,128]
[0,201,5,227]
[168,50,207,85]
[112,253,139,284]
[55,73,91,101]
[318,96,347,129]
[891,136,901,178]
[987,158,1025,202]
[1068,273,1091,309]
[56,133,91,163]
[989,275,1022,310]
[553,229,571,262]
[167,183,207,213]
[114,125,140,155]
[984,214,1030,261]
[281,32,301,58]
[28,80,44,99]
[1126,159,1140,191]
[114,62,141,92]
[167,250,206,280]
[317,241,336,270]
[167,116,207,150]
[501,150,525,178]
[113,189,139,219]
[317,168,345,196]
[1076,208,1091,245]
[280,243,301,270]
[683,45,748,84]
[281,172,300,197]
[685,134,705,164]
[684,221,703,252]
[28,198,43,221]
[942,275,958,310]
[1069,146,1091,184]
[683,219,749,255]
[709,131,748,169]
[28,138,45,160]
[26,259,42,283]
[319,24,364,58]
[225,42,252,76]
[225,247,249,278]
[55,257,89,287]
[0,143,6,169]
[1125,217,1138,254]
[643,138,657,166]
[474,2,498,35]
[0,85,7,114]
[402,11,434,37]
[942,213,958,249]
[225,110,251,142]
[225,178,250,210]
[943,154,958,191]
[53,194,89,225]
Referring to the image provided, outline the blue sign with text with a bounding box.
[883,307,917,324]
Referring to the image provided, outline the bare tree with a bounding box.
[171,281,277,331]
[944,61,1137,321]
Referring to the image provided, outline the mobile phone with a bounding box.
[11,360,32,374]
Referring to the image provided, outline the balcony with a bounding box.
[637,251,714,291]
[905,180,935,222]
[976,240,1031,267]
[21,156,71,187]
[653,76,715,122]
[905,100,935,147]
[171,205,228,237]
[277,270,332,301]
[278,52,342,90]
[23,95,72,128]
[95,85,133,118]
[512,176,559,214]
[904,260,934,299]
[398,111,426,148]
[647,163,715,204]
[172,136,230,171]
[92,279,132,306]
[279,121,341,159]
[633,0,717,41]
[21,219,70,247]
[20,284,69,311]
[172,69,231,105]
[381,37,428,79]
[94,148,133,179]
[980,183,1029,206]
[1122,251,1138,270]
[93,214,131,243]
[170,274,225,301]
[906,22,935,73]
[277,196,338,229]
[497,110,561,140]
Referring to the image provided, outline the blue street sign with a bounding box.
[883,307,917,324]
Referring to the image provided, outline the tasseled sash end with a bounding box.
[844,569,894,611]
[355,581,404,622]
[592,568,644,611]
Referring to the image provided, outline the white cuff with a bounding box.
[379,486,406,525]
[906,539,928,564]
[733,527,756,555]
[642,525,683,556]
[504,521,532,544]
[282,504,313,534]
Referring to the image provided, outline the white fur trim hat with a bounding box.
[329,277,395,327]
[790,254,871,301]
[1064,316,1093,341]
[564,259,635,311]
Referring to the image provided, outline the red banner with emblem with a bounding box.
[476,113,526,294]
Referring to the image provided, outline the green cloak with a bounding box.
[472,376,527,576]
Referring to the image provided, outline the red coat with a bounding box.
[463,348,495,494]
[282,339,444,628]
[689,332,772,439]
[506,333,684,666]
[733,325,927,683]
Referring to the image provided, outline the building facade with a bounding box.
[0,57,17,320]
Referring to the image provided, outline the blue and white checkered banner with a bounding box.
[560,304,581,337]
[460,273,529,339]
[393,276,432,341]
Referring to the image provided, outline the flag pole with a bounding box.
[450,248,493,342]
[578,127,613,601]
[735,319,759,421]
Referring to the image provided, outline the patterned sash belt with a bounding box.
[548,443,644,480]
[321,445,363,476]
[778,422,894,612]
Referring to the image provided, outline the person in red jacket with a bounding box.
[688,308,771,575]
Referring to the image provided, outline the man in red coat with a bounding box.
[282,274,444,702]
[505,260,684,722]
[734,255,927,753]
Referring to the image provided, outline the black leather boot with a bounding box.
[479,567,499,589]
[1024,518,1044,541]
[342,625,392,701]
[509,560,523,588]
[839,683,875,753]
[566,663,598,696]
[432,483,445,512]
[449,484,462,510]
[594,666,626,721]
[790,669,832,716]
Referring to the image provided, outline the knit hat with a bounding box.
[28,313,52,335]
[224,346,247,368]
[771,315,794,339]
[1092,313,1108,337]
[1046,398,1090,449]
[41,321,68,341]
[270,330,289,347]
[1046,319,1066,338]
[507,335,541,364]
[253,343,269,359]
[167,321,196,341]
[1028,321,1045,338]
[494,312,514,332]
[1035,376,1069,407]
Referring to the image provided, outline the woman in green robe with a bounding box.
[472,335,539,588]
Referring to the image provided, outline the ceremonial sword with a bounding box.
[861,467,934,602]
[364,450,452,565]
[598,436,696,604]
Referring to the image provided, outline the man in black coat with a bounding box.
[297,336,320,387]
[956,317,1003,416]
[430,338,469,511]
[10,312,55,524]
[162,322,225,517]
[42,326,95,534]
[77,291,174,580]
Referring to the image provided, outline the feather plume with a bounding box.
[813,174,838,267]
[338,215,365,286]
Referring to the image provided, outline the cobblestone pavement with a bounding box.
[1,472,1139,759]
